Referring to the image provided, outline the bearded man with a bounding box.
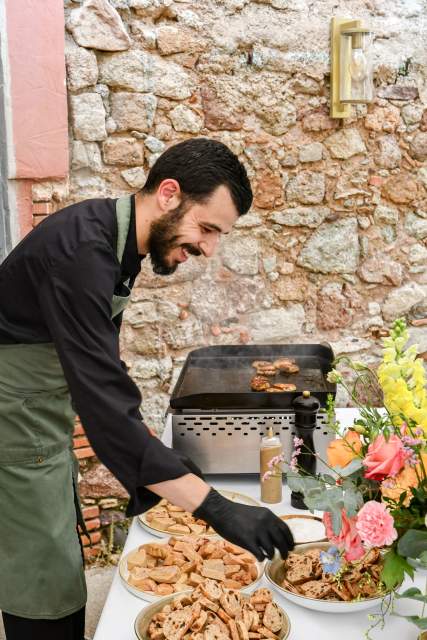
[0,138,294,640]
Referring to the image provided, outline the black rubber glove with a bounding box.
[193,488,294,561]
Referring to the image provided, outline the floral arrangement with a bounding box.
[285,319,427,635]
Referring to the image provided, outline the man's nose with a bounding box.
[199,234,219,258]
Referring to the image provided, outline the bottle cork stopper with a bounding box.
[302,390,310,398]
[268,426,274,438]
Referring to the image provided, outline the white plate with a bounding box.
[265,542,395,613]
[138,491,260,538]
[134,592,291,640]
[120,537,265,602]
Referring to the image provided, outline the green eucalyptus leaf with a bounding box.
[398,530,427,558]
[381,549,414,590]
[286,474,323,494]
[343,486,364,517]
[395,588,427,603]
[331,507,342,535]
[334,458,363,477]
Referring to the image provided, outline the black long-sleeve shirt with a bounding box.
[0,196,189,515]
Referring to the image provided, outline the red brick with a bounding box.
[81,531,101,546]
[75,446,95,460]
[33,215,47,227]
[84,546,102,560]
[32,202,53,215]
[85,518,101,531]
[82,506,100,520]
[73,436,90,449]
[74,423,85,436]
[368,175,383,187]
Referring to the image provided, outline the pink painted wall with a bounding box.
[6,0,69,181]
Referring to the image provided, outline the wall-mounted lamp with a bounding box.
[330,18,374,118]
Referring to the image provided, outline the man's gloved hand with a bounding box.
[193,488,294,561]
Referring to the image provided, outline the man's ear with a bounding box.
[157,179,182,212]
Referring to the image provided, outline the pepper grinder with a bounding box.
[290,390,320,510]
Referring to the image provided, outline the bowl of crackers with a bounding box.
[135,583,291,640]
[139,492,260,538]
[265,542,394,613]
[120,536,264,602]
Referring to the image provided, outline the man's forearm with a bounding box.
[146,473,210,513]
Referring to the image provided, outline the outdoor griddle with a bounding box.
[170,344,337,474]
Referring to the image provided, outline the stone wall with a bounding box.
[57,0,427,428]
[31,0,427,559]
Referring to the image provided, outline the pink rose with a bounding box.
[356,501,397,547]
[323,509,365,562]
[363,434,408,481]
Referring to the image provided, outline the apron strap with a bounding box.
[115,196,132,265]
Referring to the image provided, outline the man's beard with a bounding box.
[148,201,202,275]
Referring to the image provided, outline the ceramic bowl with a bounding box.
[265,541,394,613]
[120,537,264,602]
[138,491,260,538]
[279,514,327,544]
[134,592,291,640]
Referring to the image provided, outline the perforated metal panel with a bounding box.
[171,412,333,474]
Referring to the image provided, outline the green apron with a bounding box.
[0,196,132,619]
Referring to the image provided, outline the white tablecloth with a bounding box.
[94,409,424,640]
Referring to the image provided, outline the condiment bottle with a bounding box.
[260,426,283,504]
[290,390,320,510]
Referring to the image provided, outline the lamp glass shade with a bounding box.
[339,29,373,103]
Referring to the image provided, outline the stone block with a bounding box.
[169,104,203,133]
[247,306,305,342]
[163,317,204,349]
[299,142,323,163]
[70,93,107,141]
[377,85,419,101]
[324,128,366,159]
[382,282,426,321]
[65,45,98,91]
[68,0,131,51]
[317,282,352,330]
[254,172,284,209]
[270,206,329,228]
[375,135,402,169]
[102,137,144,165]
[383,174,418,204]
[201,86,243,131]
[358,253,403,286]
[373,204,399,226]
[409,131,427,161]
[153,59,193,99]
[221,236,259,275]
[121,167,147,189]
[157,25,204,55]
[110,92,157,132]
[297,218,359,274]
[401,104,424,125]
[302,108,338,132]
[99,50,154,92]
[286,171,325,205]
[405,211,427,239]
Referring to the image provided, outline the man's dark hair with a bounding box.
[142,138,253,216]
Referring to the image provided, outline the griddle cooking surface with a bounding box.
[170,345,336,410]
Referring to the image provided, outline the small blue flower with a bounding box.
[320,546,342,575]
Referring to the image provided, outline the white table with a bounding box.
[94,409,425,640]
